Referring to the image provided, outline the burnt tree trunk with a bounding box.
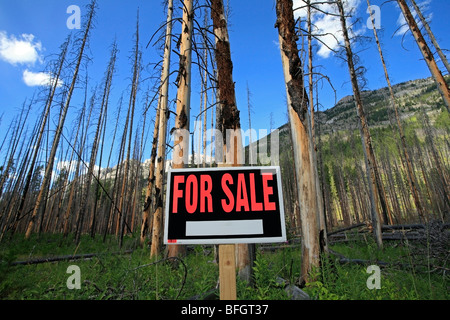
[275,0,321,285]
[140,98,161,247]
[167,0,194,259]
[150,0,174,258]
[211,0,254,283]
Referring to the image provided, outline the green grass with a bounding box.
[0,233,448,300]
[0,233,218,300]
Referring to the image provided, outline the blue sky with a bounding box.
[0,0,449,167]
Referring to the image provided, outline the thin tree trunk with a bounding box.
[336,0,382,248]
[102,97,123,242]
[62,100,89,238]
[409,0,450,74]
[247,83,253,165]
[140,97,161,247]
[118,16,141,248]
[150,0,173,258]
[367,0,426,222]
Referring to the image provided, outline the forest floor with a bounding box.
[0,232,448,300]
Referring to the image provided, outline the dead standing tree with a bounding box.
[117,14,141,248]
[167,0,195,259]
[335,0,383,248]
[397,0,450,113]
[211,0,254,284]
[25,1,96,240]
[275,0,322,285]
[5,37,70,240]
[409,0,450,75]
[150,0,174,258]
[75,40,118,244]
[366,0,426,222]
[140,94,161,247]
[305,0,328,250]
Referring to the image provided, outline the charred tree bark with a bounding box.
[140,98,161,247]
[150,0,174,258]
[166,0,194,259]
[211,0,254,283]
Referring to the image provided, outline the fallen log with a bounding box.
[328,233,426,243]
[381,224,425,231]
[327,223,366,236]
[9,250,134,266]
[381,232,424,241]
[258,244,301,251]
[382,223,450,230]
[328,248,409,268]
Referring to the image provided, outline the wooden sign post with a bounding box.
[219,244,237,300]
[163,166,286,300]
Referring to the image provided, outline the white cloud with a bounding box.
[396,14,410,36]
[23,69,63,87]
[0,31,43,65]
[292,0,363,59]
[293,0,309,20]
[55,160,101,178]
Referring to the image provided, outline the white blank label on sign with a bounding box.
[185,220,263,236]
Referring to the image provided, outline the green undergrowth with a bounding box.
[0,233,448,300]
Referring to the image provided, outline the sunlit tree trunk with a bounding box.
[409,0,450,74]
[167,0,194,259]
[275,0,321,285]
[307,0,327,251]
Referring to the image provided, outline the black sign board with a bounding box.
[164,166,286,244]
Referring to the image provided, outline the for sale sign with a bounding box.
[164,166,286,244]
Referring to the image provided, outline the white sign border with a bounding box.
[163,166,287,245]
